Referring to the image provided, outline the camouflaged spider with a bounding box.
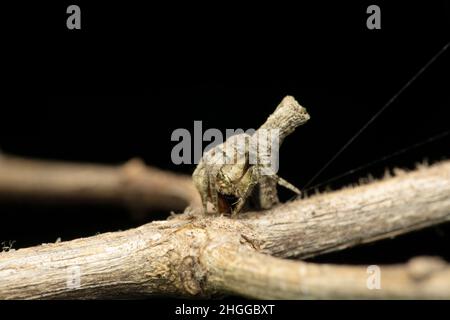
[192,96,310,216]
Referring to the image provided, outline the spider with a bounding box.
[192,96,310,216]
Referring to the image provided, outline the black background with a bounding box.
[2,1,450,268]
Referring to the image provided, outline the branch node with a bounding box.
[178,256,204,296]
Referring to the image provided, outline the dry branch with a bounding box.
[1,159,450,299]
[205,244,450,299]
[0,155,201,216]
[247,162,450,259]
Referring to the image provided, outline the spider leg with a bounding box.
[276,175,301,195]
[207,163,221,213]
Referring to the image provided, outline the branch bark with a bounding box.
[1,160,449,299]
[205,244,450,299]
[247,162,450,259]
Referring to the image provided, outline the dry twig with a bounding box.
[0,155,201,217]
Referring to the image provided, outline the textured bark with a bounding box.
[205,245,450,299]
[1,160,449,299]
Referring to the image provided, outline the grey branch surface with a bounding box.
[0,96,449,299]
[0,155,201,216]
[0,157,450,299]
